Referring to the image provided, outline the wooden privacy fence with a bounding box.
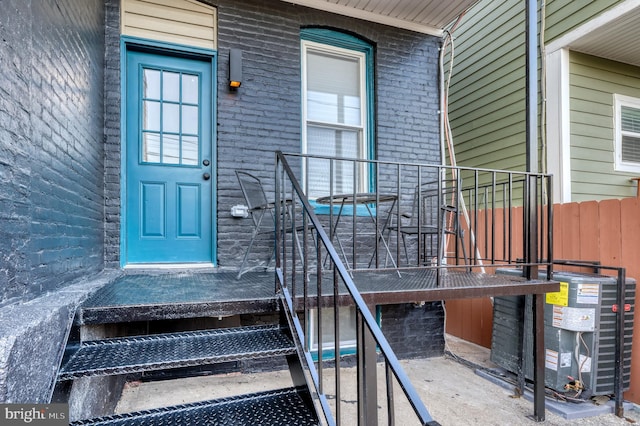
[445,197,640,402]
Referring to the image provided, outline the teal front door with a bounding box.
[125,49,214,264]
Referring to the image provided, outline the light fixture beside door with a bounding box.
[229,48,242,89]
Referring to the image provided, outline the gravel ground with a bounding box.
[117,337,640,425]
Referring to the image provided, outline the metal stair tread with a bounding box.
[70,387,319,425]
[59,324,296,380]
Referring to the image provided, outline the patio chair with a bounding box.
[235,170,313,279]
[387,179,467,267]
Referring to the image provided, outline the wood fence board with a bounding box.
[445,299,463,337]
[599,199,622,266]
[579,201,600,262]
[559,202,581,260]
[620,197,640,402]
[620,198,640,278]
[445,298,493,348]
[552,202,565,259]
[478,298,493,347]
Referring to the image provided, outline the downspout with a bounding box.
[525,0,545,422]
[439,14,485,273]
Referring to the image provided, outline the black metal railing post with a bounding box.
[357,310,378,426]
[615,267,627,418]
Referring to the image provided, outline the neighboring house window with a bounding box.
[301,29,374,199]
[614,94,640,172]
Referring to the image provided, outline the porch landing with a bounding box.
[78,269,558,324]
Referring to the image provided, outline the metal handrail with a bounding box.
[275,151,439,425]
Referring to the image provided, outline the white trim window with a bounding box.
[614,94,640,173]
[301,40,369,199]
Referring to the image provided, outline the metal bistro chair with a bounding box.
[235,170,311,279]
[387,179,467,267]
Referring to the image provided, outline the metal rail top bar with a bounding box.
[280,151,553,178]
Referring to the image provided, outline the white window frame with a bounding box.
[614,94,640,173]
[307,307,357,356]
[301,39,369,198]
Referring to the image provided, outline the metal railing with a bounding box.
[274,152,554,425]
[275,152,439,425]
[277,152,553,276]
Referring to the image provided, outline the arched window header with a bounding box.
[301,28,373,55]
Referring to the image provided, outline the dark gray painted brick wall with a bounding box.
[215,0,441,269]
[0,0,105,304]
[103,0,441,269]
[381,302,445,358]
[104,0,121,268]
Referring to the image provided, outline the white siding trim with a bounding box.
[121,0,217,50]
[543,0,640,202]
[545,48,572,203]
[614,94,640,173]
[546,0,640,53]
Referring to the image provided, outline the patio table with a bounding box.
[315,193,399,274]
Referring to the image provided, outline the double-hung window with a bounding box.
[301,29,374,199]
[614,94,640,173]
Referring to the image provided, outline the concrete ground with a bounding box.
[116,336,640,425]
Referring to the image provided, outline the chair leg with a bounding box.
[236,232,258,279]
[401,234,410,266]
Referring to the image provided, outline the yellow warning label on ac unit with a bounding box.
[546,281,569,306]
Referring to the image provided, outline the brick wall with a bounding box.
[0,0,105,304]
[102,0,441,268]
[214,0,442,268]
[103,0,121,268]
[381,302,445,358]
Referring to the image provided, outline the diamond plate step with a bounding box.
[70,387,319,426]
[59,325,296,380]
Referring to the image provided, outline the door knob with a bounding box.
[203,173,211,180]
[203,159,210,166]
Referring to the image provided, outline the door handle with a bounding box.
[203,159,210,166]
[203,173,211,180]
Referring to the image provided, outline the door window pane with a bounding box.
[162,134,180,164]
[143,101,161,132]
[140,67,201,166]
[143,69,161,99]
[162,71,180,102]
[182,105,198,134]
[182,74,199,104]
[182,136,199,165]
[163,104,180,133]
[142,133,161,163]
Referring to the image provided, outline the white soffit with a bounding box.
[548,1,640,68]
[279,0,479,36]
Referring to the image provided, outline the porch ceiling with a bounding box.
[279,0,479,36]
[561,4,640,68]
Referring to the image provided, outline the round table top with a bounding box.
[315,192,397,205]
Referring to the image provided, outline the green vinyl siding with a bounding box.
[447,0,527,172]
[569,51,640,201]
[544,0,624,44]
